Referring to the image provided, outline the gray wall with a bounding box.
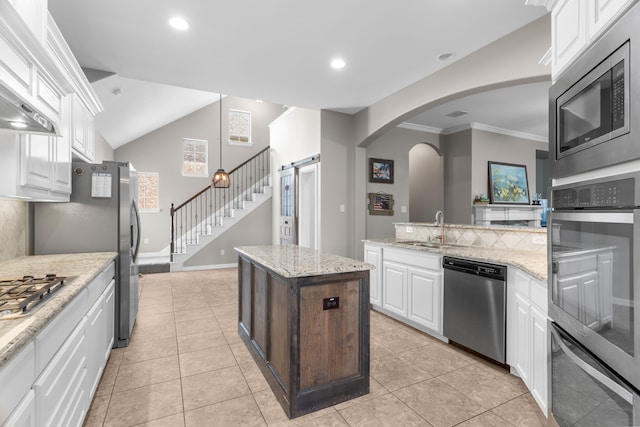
[115,96,283,255]
[94,131,114,162]
[365,127,442,239]
[471,129,548,206]
[443,130,472,224]
[409,143,444,223]
[320,110,356,257]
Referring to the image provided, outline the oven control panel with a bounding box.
[553,177,635,208]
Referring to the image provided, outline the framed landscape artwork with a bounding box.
[369,158,394,184]
[488,161,530,205]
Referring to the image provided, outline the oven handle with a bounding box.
[552,211,634,224]
[551,325,634,405]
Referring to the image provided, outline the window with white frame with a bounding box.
[138,172,159,212]
[182,138,209,177]
[228,109,252,146]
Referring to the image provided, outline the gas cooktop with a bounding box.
[0,274,66,319]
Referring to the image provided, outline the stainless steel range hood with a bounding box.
[0,83,57,135]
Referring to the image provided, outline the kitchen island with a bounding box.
[235,245,373,419]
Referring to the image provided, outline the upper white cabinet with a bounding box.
[551,0,635,78]
[71,93,96,161]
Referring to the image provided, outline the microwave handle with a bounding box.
[551,325,634,405]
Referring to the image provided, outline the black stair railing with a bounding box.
[170,146,270,261]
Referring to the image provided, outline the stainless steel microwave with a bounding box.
[550,1,640,178]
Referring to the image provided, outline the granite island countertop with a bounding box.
[235,245,374,278]
[364,238,547,283]
[0,252,117,368]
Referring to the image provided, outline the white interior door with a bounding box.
[298,163,318,249]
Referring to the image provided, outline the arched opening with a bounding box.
[409,143,444,222]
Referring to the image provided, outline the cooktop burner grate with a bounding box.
[0,274,66,318]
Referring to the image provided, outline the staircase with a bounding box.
[169,147,271,271]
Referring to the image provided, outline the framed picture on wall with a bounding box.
[368,192,394,215]
[369,158,394,184]
[488,161,530,204]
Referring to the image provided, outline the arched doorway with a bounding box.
[409,143,443,222]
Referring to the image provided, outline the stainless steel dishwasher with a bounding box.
[442,256,507,363]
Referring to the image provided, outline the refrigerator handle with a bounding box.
[131,199,141,262]
[550,324,634,404]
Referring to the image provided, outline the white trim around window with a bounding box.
[228,109,252,146]
[138,172,160,213]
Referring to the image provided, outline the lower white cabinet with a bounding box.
[379,247,443,336]
[364,243,383,309]
[507,267,548,416]
[0,261,115,427]
[3,390,36,427]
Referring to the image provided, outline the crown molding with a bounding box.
[443,122,548,143]
[398,122,443,134]
[524,0,557,11]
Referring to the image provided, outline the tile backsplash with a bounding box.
[0,200,27,263]
[395,222,547,253]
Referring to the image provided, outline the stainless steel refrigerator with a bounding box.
[33,161,141,348]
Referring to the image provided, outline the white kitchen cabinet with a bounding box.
[33,317,88,427]
[0,343,35,426]
[364,243,383,308]
[71,93,96,162]
[379,247,443,336]
[551,0,635,79]
[20,133,52,191]
[382,259,407,317]
[6,0,47,44]
[554,249,613,329]
[507,267,548,416]
[3,390,36,427]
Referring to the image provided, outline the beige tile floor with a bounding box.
[83,268,548,427]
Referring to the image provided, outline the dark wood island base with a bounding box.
[236,245,372,419]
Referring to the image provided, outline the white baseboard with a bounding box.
[180,262,238,271]
[138,249,170,258]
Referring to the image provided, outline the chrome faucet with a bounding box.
[434,210,445,244]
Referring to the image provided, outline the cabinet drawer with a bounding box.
[86,263,113,309]
[384,248,441,271]
[0,342,35,426]
[3,389,35,427]
[35,288,88,374]
[34,317,88,427]
[556,254,597,276]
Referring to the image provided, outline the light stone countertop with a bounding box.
[0,252,117,369]
[235,245,374,278]
[364,238,548,283]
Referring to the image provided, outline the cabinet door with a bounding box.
[20,133,52,190]
[104,279,115,360]
[382,261,407,317]
[86,294,106,399]
[530,305,548,415]
[72,95,86,154]
[581,271,599,329]
[33,317,88,427]
[364,245,382,308]
[598,252,613,325]
[514,293,531,387]
[85,111,95,161]
[588,0,632,38]
[552,0,588,74]
[51,96,72,195]
[407,267,441,333]
[3,390,36,427]
[557,275,580,320]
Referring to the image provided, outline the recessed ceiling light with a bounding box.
[169,17,189,31]
[437,52,455,61]
[256,99,263,104]
[331,58,346,70]
[9,121,28,129]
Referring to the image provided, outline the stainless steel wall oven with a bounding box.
[549,171,640,425]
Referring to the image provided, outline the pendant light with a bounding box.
[212,93,230,188]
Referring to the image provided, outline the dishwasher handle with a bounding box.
[443,256,507,281]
